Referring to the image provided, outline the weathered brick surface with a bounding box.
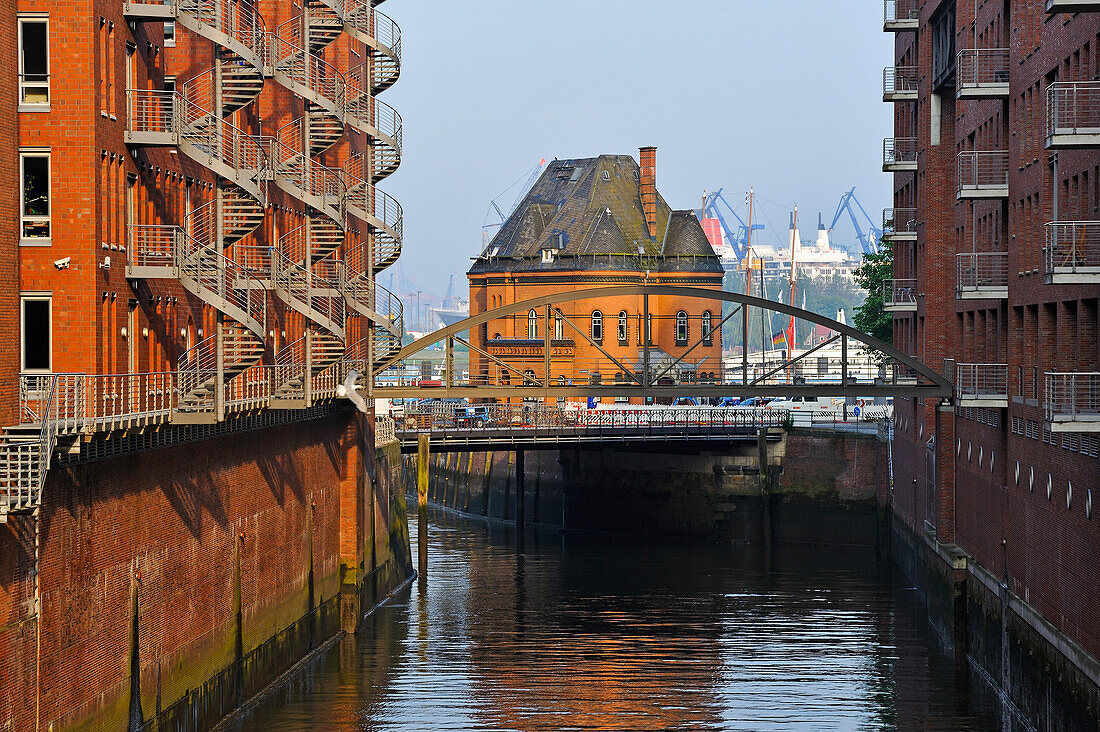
[0,413,412,731]
[890,1,1100,660]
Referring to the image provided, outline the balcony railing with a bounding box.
[957,151,1009,198]
[956,252,1008,298]
[883,207,917,241]
[883,138,918,171]
[1044,221,1100,282]
[1045,1,1100,13]
[883,279,917,311]
[883,66,919,101]
[956,49,1010,98]
[884,0,919,30]
[1046,81,1100,148]
[1045,372,1100,430]
[956,363,1008,407]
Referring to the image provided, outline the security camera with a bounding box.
[100,256,111,270]
[53,257,70,270]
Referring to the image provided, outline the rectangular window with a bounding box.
[21,295,51,372]
[21,152,50,240]
[163,21,175,47]
[19,17,49,107]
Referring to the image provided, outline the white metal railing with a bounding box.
[884,0,919,24]
[955,363,1008,401]
[1045,372,1100,420]
[956,49,1009,90]
[883,66,919,96]
[956,252,1008,292]
[225,365,270,412]
[127,89,176,135]
[883,137,918,166]
[1047,81,1100,138]
[883,207,917,237]
[957,151,1009,191]
[883,279,917,307]
[1045,221,1100,274]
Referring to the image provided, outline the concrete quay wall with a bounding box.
[0,412,412,732]
[411,430,888,546]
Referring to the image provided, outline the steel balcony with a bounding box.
[955,363,1008,408]
[883,279,917,312]
[956,49,1009,99]
[883,207,917,241]
[883,66,919,102]
[956,253,1008,299]
[884,0,919,31]
[883,138,918,172]
[1044,221,1100,283]
[1045,373,1100,432]
[1046,81,1100,148]
[957,151,1009,199]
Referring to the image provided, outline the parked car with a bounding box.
[766,396,840,412]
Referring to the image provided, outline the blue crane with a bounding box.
[700,188,765,262]
[829,187,883,255]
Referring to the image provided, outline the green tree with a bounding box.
[852,243,894,343]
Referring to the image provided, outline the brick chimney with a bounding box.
[639,146,657,238]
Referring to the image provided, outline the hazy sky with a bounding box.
[382,1,893,297]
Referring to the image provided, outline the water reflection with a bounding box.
[232,506,1005,731]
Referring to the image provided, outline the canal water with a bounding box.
[230,506,1015,731]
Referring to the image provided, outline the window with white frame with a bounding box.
[527,309,537,339]
[676,311,689,342]
[617,311,628,342]
[702,311,713,342]
[163,21,176,47]
[591,310,603,342]
[554,312,563,340]
[19,17,49,107]
[21,151,50,240]
[21,295,51,372]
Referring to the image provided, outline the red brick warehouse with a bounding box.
[883,0,1100,674]
[0,0,414,729]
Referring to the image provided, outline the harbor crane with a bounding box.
[829,187,882,255]
[700,188,765,262]
[481,159,547,248]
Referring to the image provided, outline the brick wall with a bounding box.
[0,412,411,731]
[889,1,1100,661]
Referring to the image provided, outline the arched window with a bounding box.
[702,311,713,341]
[591,310,603,342]
[676,310,688,343]
[523,369,536,385]
[617,311,628,342]
[501,370,510,385]
[527,309,538,339]
[554,312,563,340]
[493,333,502,340]
[557,375,566,386]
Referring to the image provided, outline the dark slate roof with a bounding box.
[470,155,723,275]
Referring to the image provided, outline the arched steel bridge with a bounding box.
[371,286,951,400]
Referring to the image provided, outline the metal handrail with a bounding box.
[883,278,917,306]
[883,66,919,95]
[1044,372,1100,420]
[883,137,918,165]
[956,48,1010,88]
[1044,221,1100,274]
[883,207,917,236]
[1047,81,1100,137]
[884,0,919,23]
[956,252,1008,291]
[957,151,1008,190]
[955,363,1008,399]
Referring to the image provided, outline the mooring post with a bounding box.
[515,449,526,552]
[757,427,773,558]
[417,434,429,580]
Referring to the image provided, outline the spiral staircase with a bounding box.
[125,0,270,423]
[124,0,405,412]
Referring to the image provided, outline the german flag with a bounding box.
[771,330,787,349]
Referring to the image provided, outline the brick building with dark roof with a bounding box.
[468,148,724,402]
